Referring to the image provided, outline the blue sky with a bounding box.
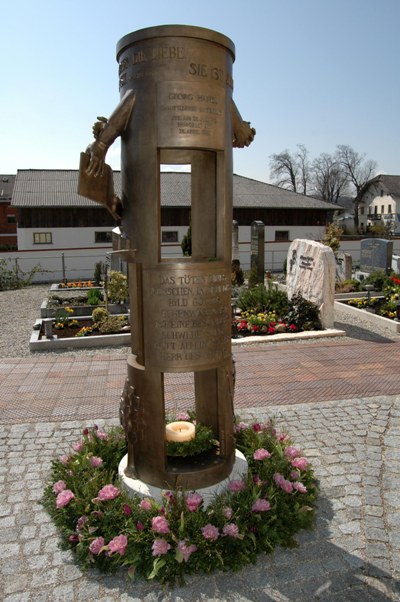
[1,0,399,182]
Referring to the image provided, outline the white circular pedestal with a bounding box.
[118,450,248,507]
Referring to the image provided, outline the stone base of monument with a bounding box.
[118,450,248,507]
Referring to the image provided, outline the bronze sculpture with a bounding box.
[79,25,255,490]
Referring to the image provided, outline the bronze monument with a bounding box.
[79,25,255,490]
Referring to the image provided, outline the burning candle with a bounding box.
[165,421,196,442]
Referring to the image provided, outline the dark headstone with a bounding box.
[250,220,264,283]
[360,239,393,274]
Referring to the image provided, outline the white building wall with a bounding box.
[17,227,112,251]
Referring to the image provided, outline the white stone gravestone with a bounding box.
[286,239,336,329]
[335,251,352,283]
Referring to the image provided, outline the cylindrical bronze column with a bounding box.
[117,25,236,489]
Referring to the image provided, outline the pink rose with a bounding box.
[234,422,248,433]
[95,484,120,501]
[76,516,88,531]
[284,446,301,459]
[290,470,300,480]
[123,504,132,516]
[95,430,108,440]
[136,521,144,531]
[108,534,128,556]
[253,448,272,461]
[252,423,262,432]
[52,480,66,494]
[89,536,105,555]
[56,489,75,509]
[186,492,203,512]
[251,499,271,512]
[72,441,83,452]
[201,524,219,541]
[228,479,246,493]
[59,455,70,465]
[273,473,293,494]
[291,457,309,471]
[89,456,103,468]
[293,482,308,493]
[222,523,240,537]
[177,540,197,562]
[139,498,152,511]
[223,507,233,520]
[151,515,170,534]
[175,411,190,421]
[152,539,171,556]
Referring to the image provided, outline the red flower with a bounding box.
[392,275,400,285]
[268,326,275,334]
[289,324,297,331]
[251,325,259,332]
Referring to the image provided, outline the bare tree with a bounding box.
[269,144,310,194]
[335,145,377,230]
[312,152,349,204]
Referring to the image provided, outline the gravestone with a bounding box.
[250,220,265,283]
[286,239,336,328]
[232,221,239,261]
[360,238,393,274]
[392,254,400,274]
[79,25,255,490]
[335,251,352,283]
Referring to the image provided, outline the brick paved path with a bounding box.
[1,337,400,600]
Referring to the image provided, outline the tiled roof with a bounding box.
[367,174,400,198]
[11,169,338,210]
[0,175,16,200]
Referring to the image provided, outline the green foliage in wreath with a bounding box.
[166,423,217,458]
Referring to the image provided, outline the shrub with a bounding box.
[87,288,103,306]
[363,270,392,292]
[237,284,289,317]
[108,271,128,304]
[92,307,109,325]
[0,258,41,291]
[99,316,125,334]
[322,223,343,253]
[94,262,103,286]
[231,260,244,287]
[286,293,322,331]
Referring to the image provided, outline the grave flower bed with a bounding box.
[42,419,318,586]
[342,275,400,320]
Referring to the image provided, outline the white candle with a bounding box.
[165,421,196,442]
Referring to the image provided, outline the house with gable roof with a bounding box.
[0,175,17,247]
[358,174,400,235]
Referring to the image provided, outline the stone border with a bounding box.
[335,300,400,333]
[29,317,131,351]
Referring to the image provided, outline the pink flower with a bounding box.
[186,492,203,512]
[234,421,248,433]
[52,480,66,494]
[108,534,128,556]
[76,516,88,531]
[273,473,293,493]
[251,499,271,512]
[72,441,84,452]
[175,411,190,421]
[152,539,171,556]
[201,524,219,541]
[95,430,108,440]
[253,448,272,461]
[95,484,120,501]
[284,446,301,459]
[59,455,70,465]
[83,427,89,436]
[139,498,152,511]
[289,324,297,331]
[123,504,132,516]
[228,479,246,493]
[252,423,262,432]
[68,534,79,543]
[56,489,75,509]
[290,470,300,481]
[293,482,308,493]
[223,507,233,520]
[278,433,289,443]
[89,456,103,468]
[291,457,309,471]
[177,540,197,562]
[89,536,105,555]
[136,521,144,531]
[151,515,170,534]
[222,523,240,538]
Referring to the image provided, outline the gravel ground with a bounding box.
[0,283,398,358]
